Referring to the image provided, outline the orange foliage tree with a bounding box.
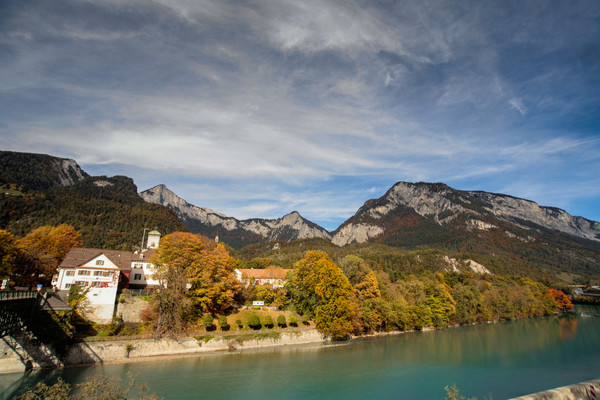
[548,288,574,312]
[16,224,82,285]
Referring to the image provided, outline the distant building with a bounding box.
[234,266,291,288]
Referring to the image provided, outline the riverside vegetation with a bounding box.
[1,227,575,342]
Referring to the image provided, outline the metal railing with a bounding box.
[0,290,39,302]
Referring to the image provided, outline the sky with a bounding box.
[1,0,599,231]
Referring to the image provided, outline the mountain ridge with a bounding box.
[139,184,332,248]
[331,181,600,246]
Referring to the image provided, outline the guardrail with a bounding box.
[0,290,39,302]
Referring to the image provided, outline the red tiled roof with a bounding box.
[238,266,291,280]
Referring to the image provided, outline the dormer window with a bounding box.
[96,260,104,266]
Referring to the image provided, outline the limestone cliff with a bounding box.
[332,181,600,246]
[140,185,331,247]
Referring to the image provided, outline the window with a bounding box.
[74,281,88,286]
[91,281,103,287]
[65,283,72,289]
[77,270,90,276]
[134,273,142,280]
[96,260,104,266]
[102,271,112,277]
[94,271,103,276]
[66,271,75,276]
[134,263,143,269]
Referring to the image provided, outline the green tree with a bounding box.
[202,314,215,330]
[218,315,230,331]
[277,315,287,327]
[67,284,90,313]
[248,314,261,330]
[263,315,274,328]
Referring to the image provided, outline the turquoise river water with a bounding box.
[2,305,600,399]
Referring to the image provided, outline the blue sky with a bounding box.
[1,0,599,231]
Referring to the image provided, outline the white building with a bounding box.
[54,230,162,323]
[128,249,160,289]
[234,266,291,288]
[54,248,133,323]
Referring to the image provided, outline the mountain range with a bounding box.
[2,150,600,280]
[141,181,600,248]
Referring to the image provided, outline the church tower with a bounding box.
[147,230,161,249]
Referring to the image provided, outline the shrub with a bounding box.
[289,315,298,327]
[125,343,134,358]
[247,314,261,330]
[263,315,274,329]
[218,316,230,331]
[277,315,287,328]
[202,315,215,331]
[236,319,243,329]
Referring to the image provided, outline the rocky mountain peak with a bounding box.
[140,186,331,247]
[332,181,600,246]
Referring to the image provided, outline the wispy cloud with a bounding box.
[2,0,600,227]
[509,97,528,116]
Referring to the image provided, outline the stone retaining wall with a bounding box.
[63,329,324,366]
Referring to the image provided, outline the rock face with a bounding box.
[0,150,89,191]
[140,185,331,247]
[141,181,600,251]
[332,181,600,246]
[52,158,88,186]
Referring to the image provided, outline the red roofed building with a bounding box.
[234,266,291,288]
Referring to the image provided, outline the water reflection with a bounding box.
[3,306,600,400]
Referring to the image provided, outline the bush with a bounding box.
[202,315,215,331]
[289,315,298,327]
[236,319,243,329]
[218,316,230,331]
[277,315,287,328]
[263,315,274,329]
[247,314,261,330]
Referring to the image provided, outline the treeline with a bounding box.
[142,233,573,340]
[0,175,184,250]
[285,251,573,338]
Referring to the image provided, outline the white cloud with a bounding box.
[509,97,528,116]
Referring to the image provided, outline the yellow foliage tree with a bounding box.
[292,251,354,339]
[16,224,82,285]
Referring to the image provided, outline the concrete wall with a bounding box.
[62,330,324,366]
[510,378,600,400]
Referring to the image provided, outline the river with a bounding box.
[2,305,600,399]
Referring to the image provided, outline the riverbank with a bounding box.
[0,328,326,373]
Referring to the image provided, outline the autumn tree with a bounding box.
[16,224,82,285]
[150,232,204,334]
[291,251,354,339]
[150,232,240,335]
[0,230,18,282]
[548,288,574,312]
[187,243,241,315]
